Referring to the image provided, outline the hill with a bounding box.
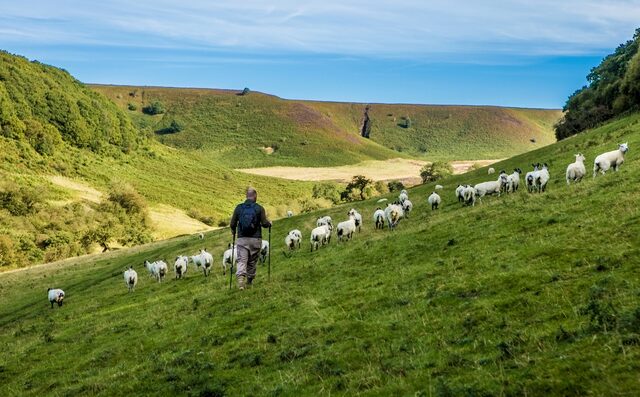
[92,85,561,166]
[1,112,638,395]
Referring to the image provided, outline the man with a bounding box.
[230,187,271,290]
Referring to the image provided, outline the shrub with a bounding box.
[398,116,411,129]
[0,183,43,216]
[387,180,405,192]
[142,100,165,115]
[420,161,453,183]
[312,182,342,204]
[238,87,250,96]
[341,175,372,202]
[107,183,147,215]
[373,181,389,195]
[127,103,137,111]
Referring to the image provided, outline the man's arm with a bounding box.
[260,206,271,228]
[230,206,239,235]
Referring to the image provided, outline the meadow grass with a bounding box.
[1,114,639,395]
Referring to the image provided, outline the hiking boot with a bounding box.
[247,277,254,288]
[237,275,247,290]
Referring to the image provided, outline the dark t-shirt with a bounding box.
[230,200,271,238]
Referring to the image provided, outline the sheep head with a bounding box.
[619,143,629,153]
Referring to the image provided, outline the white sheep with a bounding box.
[534,163,550,193]
[488,167,495,175]
[289,229,302,240]
[435,184,443,190]
[336,215,357,242]
[400,189,408,195]
[401,199,413,217]
[198,232,204,240]
[593,143,629,177]
[347,208,363,231]
[285,233,301,250]
[199,249,213,276]
[222,245,237,275]
[260,240,269,264]
[373,208,385,229]
[506,168,522,193]
[428,192,441,210]
[455,185,465,203]
[462,185,476,206]
[47,288,65,308]
[474,173,508,202]
[566,154,586,185]
[384,203,404,230]
[525,163,539,193]
[174,256,189,279]
[398,192,408,203]
[310,224,331,251]
[287,210,293,218]
[123,267,138,292]
[316,216,333,228]
[144,260,167,282]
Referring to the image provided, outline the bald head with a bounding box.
[246,187,257,202]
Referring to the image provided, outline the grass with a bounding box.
[92,85,561,166]
[1,113,639,395]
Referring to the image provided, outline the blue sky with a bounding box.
[1,1,639,108]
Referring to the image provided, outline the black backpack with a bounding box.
[238,202,260,236]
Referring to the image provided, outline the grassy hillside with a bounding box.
[1,113,638,395]
[93,85,561,166]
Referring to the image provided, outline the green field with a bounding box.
[1,113,638,395]
[93,85,561,166]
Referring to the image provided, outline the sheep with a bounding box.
[566,154,586,185]
[347,208,363,231]
[287,210,293,218]
[435,184,443,190]
[174,256,189,279]
[198,232,204,240]
[474,173,508,202]
[123,267,138,292]
[199,249,213,276]
[398,192,408,204]
[462,185,476,206]
[373,207,385,229]
[289,229,302,240]
[316,216,333,228]
[222,244,237,275]
[376,198,388,204]
[310,224,332,251]
[455,185,465,203]
[401,199,413,217]
[144,260,167,282]
[336,215,357,242]
[507,168,522,192]
[400,189,408,195]
[488,167,495,175]
[47,288,65,308]
[428,192,441,210]
[384,203,404,230]
[525,163,540,193]
[285,233,301,250]
[189,254,205,271]
[593,143,629,177]
[260,240,269,264]
[534,163,550,193]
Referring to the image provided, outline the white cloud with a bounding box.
[1,0,639,58]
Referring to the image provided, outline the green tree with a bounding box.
[312,182,342,204]
[420,161,453,183]
[387,180,405,192]
[342,175,372,201]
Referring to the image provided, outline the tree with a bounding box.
[312,182,342,204]
[342,175,372,201]
[142,100,165,115]
[420,161,453,183]
[387,180,405,192]
[238,87,250,96]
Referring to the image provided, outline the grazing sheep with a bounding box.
[462,185,476,206]
[474,173,508,202]
[534,163,550,193]
[337,215,357,242]
[398,192,408,204]
[260,240,269,264]
[455,185,465,203]
[435,184,443,190]
[285,233,301,250]
[507,168,522,192]
[401,199,413,217]
[144,260,167,282]
[348,208,363,231]
[400,189,408,195]
[222,245,237,275]
[566,154,587,185]
[174,256,189,279]
[310,224,332,251]
[289,229,302,240]
[124,267,138,292]
[373,208,385,229]
[287,210,293,218]
[488,167,495,175]
[593,143,629,177]
[428,192,441,210]
[525,163,540,193]
[199,249,214,276]
[384,203,404,230]
[47,288,65,308]
[316,216,333,228]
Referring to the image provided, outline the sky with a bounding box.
[1,1,639,108]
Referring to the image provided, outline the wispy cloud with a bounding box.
[1,0,639,59]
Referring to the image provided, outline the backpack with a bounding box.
[238,202,260,236]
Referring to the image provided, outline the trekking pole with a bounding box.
[229,231,236,290]
[268,226,272,281]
